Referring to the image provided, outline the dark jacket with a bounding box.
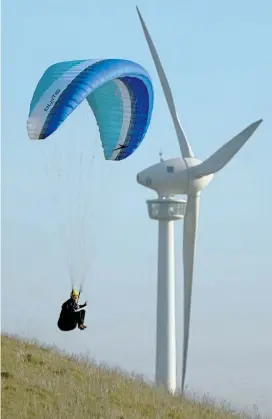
[57,298,86,331]
[62,298,86,313]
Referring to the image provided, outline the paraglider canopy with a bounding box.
[27,58,154,160]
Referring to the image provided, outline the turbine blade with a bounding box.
[191,119,263,178]
[136,6,194,159]
[182,193,200,391]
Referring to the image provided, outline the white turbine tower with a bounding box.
[136,7,263,394]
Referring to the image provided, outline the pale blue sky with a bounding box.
[2,0,272,416]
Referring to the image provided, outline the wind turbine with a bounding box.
[136,6,262,393]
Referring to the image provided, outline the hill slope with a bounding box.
[2,334,248,419]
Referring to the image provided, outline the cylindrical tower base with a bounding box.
[155,220,176,393]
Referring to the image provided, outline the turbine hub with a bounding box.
[185,157,214,195]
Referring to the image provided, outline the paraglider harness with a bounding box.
[57,287,87,332]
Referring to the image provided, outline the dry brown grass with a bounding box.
[1,334,255,419]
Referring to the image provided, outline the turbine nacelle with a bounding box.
[137,157,214,197]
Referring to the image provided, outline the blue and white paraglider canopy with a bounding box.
[27,58,154,160]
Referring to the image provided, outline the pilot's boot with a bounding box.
[79,324,87,330]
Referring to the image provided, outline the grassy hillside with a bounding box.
[1,334,252,419]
